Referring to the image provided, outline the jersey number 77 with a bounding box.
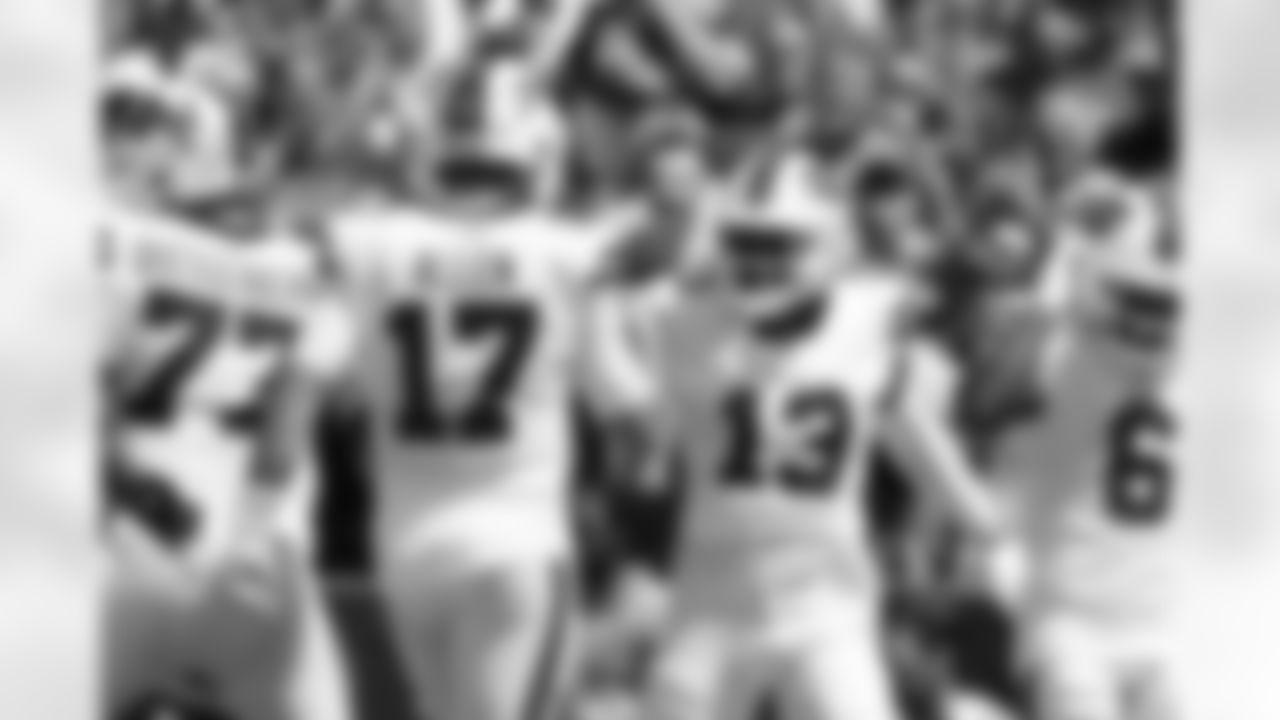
[124,289,297,434]
[113,288,296,546]
[386,299,540,443]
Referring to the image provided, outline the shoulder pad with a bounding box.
[252,233,319,273]
[532,209,634,286]
[321,206,409,272]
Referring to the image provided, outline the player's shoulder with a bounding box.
[110,204,327,311]
[325,203,420,250]
[240,230,325,286]
[320,203,441,277]
[618,274,693,332]
[104,202,224,273]
[510,205,645,281]
[833,266,918,304]
[828,268,924,332]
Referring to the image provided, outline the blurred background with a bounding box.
[99,0,1177,719]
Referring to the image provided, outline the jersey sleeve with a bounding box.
[557,208,646,286]
[99,210,152,372]
[293,290,357,382]
[574,283,658,416]
[256,229,361,384]
[895,335,960,419]
[289,231,359,382]
[889,272,963,415]
[320,207,388,283]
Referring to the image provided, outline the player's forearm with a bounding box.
[592,412,668,497]
[579,287,660,418]
[884,411,999,541]
[884,341,1000,539]
[243,368,322,544]
[240,441,316,552]
[578,386,669,495]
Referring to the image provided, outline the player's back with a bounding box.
[994,323,1179,618]
[330,207,603,538]
[649,274,911,600]
[104,203,322,557]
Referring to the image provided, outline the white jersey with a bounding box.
[325,206,641,562]
[103,204,333,560]
[993,325,1179,619]
[639,274,911,603]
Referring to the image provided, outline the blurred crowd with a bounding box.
[102,0,1177,719]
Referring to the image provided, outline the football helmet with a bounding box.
[103,48,251,209]
[690,150,852,320]
[1045,169,1179,350]
[426,57,566,209]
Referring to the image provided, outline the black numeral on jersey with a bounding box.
[222,314,297,434]
[122,289,296,436]
[106,458,200,548]
[719,386,852,495]
[721,391,760,485]
[1105,398,1176,525]
[387,300,539,443]
[125,291,218,425]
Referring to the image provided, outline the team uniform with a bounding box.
[102,203,351,720]
[994,174,1183,720]
[324,205,644,720]
[638,273,912,720]
[994,321,1181,720]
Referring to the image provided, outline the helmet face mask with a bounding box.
[718,221,826,319]
[1096,276,1179,349]
[706,155,850,322]
[434,149,536,205]
[720,224,804,290]
[1067,242,1179,352]
[1051,171,1179,351]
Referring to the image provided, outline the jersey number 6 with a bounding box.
[720,386,852,495]
[387,299,539,443]
[1105,398,1176,526]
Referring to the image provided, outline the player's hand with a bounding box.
[212,489,302,618]
[939,496,1020,607]
[107,511,210,605]
[960,535,1026,609]
[213,523,296,620]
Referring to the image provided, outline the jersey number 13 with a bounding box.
[719,386,853,495]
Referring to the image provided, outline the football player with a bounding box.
[320,57,651,720]
[101,65,352,720]
[991,167,1182,720]
[632,151,1003,720]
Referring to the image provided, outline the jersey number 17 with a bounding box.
[387,299,539,443]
